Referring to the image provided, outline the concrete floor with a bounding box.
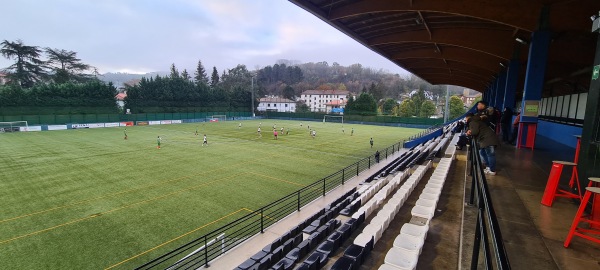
[462,141,600,270]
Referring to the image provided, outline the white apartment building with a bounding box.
[300,90,350,112]
[257,97,296,112]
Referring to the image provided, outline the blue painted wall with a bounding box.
[536,120,581,149]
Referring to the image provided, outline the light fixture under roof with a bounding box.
[499,62,506,68]
[515,37,528,45]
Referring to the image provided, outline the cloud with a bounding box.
[0,0,409,76]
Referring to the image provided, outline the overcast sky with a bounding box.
[0,0,410,76]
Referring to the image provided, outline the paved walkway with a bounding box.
[205,148,408,269]
[462,142,600,269]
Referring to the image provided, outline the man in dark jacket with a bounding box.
[500,107,513,142]
[466,113,500,175]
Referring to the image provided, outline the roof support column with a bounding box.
[488,78,497,106]
[494,71,507,110]
[517,7,551,149]
[579,12,600,188]
[503,59,520,110]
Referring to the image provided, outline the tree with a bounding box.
[346,92,377,115]
[210,66,219,88]
[381,98,397,115]
[1,39,46,87]
[45,48,91,83]
[296,102,310,113]
[419,100,436,118]
[411,88,426,117]
[169,63,179,79]
[283,85,295,100]
[194,60,209,85]
[398,99,416,117]
[181,69,190,81]
[449,95,466,119]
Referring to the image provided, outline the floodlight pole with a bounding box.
[444,85,450,123]
[251,75,255,117]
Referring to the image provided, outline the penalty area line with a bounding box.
[104,208,247,270]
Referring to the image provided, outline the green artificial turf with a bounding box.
[0,119,421,269]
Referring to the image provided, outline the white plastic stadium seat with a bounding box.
[416,198,436,208]
[401,223,429,239]
[384,247,418,270]
[411,205,435,220]
[393,233,425,254]
[354,233,372,248]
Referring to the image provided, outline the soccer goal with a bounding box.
[323,115,343,124]
[0,121,28,133]
[209,115,227,122]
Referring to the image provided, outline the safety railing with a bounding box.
[136,141,405,269]
[468,139,511,270]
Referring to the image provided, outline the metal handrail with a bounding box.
[136,140,407,269]
[468,139,511,270]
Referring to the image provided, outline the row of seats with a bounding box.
[236,132,448,270]
[235,189,357,270]
[382,157,455,270]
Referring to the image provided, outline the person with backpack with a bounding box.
[466,113,500,175]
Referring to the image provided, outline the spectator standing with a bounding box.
[500,107,513,142]
[466,113,499,175]
[509,112,521,145]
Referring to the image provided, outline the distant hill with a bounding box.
[98,72,168,88]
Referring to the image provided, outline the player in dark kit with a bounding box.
[124,129,128,140]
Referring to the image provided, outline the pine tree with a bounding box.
[194,60,209,85]
[169,63,179,79]
[210,66,219,88]
[181,69,190,81]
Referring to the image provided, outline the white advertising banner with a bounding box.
[20,126,42,132]
[160,120,172,125]
[72,124,90,129]
[171,120,182,124]
[104,122,120,127]
[149,121,161,125]
[88,123,105,128]
[48,125,68,130]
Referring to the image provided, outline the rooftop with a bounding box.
[301,90,350,96]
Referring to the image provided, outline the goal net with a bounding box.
[323,115,344,124]
[0,121,28,133]
[208,115,227,122]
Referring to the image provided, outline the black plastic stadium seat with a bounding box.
[304,251,328,270]
[237,258,259,270]
[271,246,284,262]
[281,231,292,243]
[331,256,355,270]
[251,250,268,262]
[295,263,310,270]
[336,223,352,242]
[344,244,365,265]
[302,225,317,235]
[285,247,301,263]
[327,231,343,250]
[282,238,294,254]
[297,239,310,258]
[315,240,335,258]
[258,254,272,270]
[271,257,295,270]
[262,238,282,253]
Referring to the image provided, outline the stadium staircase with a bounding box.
[232,123,460,270]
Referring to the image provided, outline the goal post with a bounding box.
[0,121,28,133]
[208,115,227,122]
[323,115,343,124]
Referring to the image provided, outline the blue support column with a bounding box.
[488,78,497,106]
[520,30,551,122]
[503,59,520,110]
[517,29,551,149]
[494,71,507,109]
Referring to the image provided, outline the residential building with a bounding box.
[300,90,350,112]
[0,72,8,85]
[115,92,127,108]
[458,89,482,107]
[325,100,346,114]
[257,97,296,112]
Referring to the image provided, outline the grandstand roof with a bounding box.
[289,0,600,97]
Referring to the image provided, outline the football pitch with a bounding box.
[0,119,422,269]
